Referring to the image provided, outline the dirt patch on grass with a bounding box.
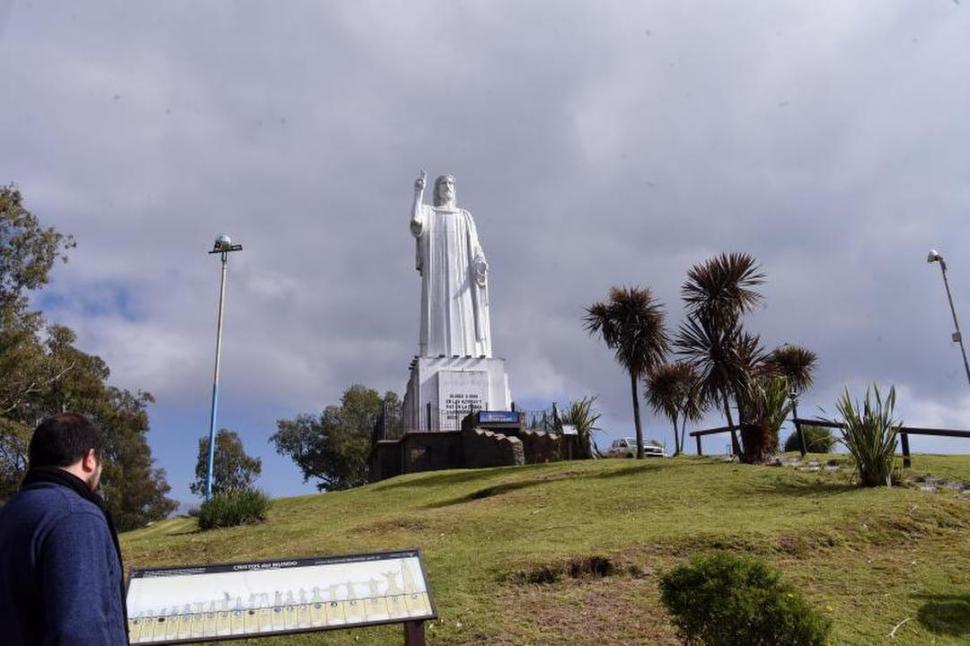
[494,567,679,645]
[359,517,433,533]
[507,555,620,585]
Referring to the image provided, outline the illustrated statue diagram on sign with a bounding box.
[126,556,434,643]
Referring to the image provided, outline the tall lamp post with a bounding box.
[927,249,970,391]
[205,234,243,500]
[789,387,807,458]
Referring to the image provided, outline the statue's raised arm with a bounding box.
[410,170,427,238]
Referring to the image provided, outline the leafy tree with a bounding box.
[585,287,670,459]
[0,184,74,306]
[676,253,765,457]
[190,429,262,497]
[556,396,602,459]
[646,362,705,456]
[0,186,175,528]
[272,385,398,491]
[96,387,178,530]
[21,324,176,528]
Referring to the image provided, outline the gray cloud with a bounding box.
[2,0,969,496]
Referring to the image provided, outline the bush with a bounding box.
[741,376,793,463]
[784,425,836,453]
[835,384,899,487]
[659,552,831,646]
[197,488,270,530]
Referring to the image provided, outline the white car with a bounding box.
[607,437,667,458]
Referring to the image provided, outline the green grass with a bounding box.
[123,456,970,645]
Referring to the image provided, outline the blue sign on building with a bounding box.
[477,410,519,424]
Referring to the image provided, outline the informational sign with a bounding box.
[125,549,436,644]
[477,410,519,424]
[560,424,578,436]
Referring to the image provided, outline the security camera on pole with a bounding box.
[205,234,243,500]
[927,249,970,391]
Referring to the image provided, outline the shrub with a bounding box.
[659,552,831,646]
[197,488,270,530]
[740,376,792,463]
[784,425,835,453]
[835,384,899,487]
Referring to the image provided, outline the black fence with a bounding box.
[688,419,970,468]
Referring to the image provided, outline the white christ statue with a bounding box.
[409,171,492,358]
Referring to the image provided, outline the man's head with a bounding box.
[433,175,457,207]
[29,413,105,492]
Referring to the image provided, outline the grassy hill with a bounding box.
[123,455,970,645]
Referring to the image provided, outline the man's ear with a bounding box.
[81,448,99,473]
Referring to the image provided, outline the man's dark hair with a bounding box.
[28,413,104,468]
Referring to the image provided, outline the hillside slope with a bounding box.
[123,456,970,645]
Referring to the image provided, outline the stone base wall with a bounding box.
[401,432,462,474]
[370,441,403,482]
[519,429,562,464]
[370,426,567,482]
[461,427,525,469]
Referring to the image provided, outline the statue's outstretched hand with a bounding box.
[414,170,427,193]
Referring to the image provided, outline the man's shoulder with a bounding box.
[6,482,103,521]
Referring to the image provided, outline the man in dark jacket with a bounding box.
[0,413,127,645]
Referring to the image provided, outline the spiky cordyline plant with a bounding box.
[584,287,669,460]
[834,385,900,487]
[762,344,818,394]
[681,252,765,327]
[678,253,765,455]
[557,396,603,459]
[740,376,792,463]
[646,362,705,455]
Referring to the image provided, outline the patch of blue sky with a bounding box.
[33,280,142,322]
[148,395,319,506]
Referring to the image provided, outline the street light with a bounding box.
[789,386,807,458]
[205,234,243,500]
[927,249,970,390]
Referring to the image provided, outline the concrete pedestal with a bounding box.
[403,356,511,431]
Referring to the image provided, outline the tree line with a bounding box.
[0,185,177,529]
[586,252,817,463]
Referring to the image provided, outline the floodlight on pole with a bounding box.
[205,234,243,500]
[926,249,970,391]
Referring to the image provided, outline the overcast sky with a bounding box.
[2,1,969,500]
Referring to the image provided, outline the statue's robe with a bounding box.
[411,204,492,358]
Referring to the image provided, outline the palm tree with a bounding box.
[762,343,818,456]
[682,252,765,326]
[676,253,765,456]
[742,375,793,462]
[762,344,817,393]
[646,362,705,455]
[584,287,670,459]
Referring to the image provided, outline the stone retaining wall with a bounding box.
[519,429,561,464]
[461,427,525,468]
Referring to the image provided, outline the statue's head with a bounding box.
[433,175,456,207]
